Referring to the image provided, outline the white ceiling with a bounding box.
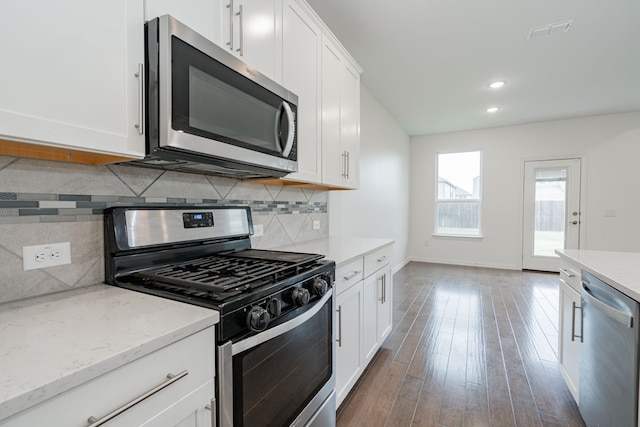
[305,0,640,136]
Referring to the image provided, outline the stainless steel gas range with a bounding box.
[104,206,336,427]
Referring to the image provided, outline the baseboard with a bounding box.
[407,256,520,271]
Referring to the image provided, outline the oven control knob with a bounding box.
[312,277,329,296]
[267,298,282,316]
[291,287,310,307]
[246,306,270,332]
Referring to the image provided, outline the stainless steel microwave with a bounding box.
[129,15,298,179]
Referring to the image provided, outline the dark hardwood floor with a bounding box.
[336,262,585,427]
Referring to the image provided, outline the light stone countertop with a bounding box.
[276,237,394,266]
[556,249,640,301]
[0,285,219,421]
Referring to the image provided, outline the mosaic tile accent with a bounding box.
[0,192,328,219]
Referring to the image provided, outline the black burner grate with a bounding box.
[131,250,322,295]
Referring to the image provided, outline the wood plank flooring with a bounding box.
[336,262,585,427]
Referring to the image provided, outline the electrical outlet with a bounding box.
[253,224,264,237]
[312,220,320,230]
[23,242,71,271]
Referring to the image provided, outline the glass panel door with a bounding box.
[522,158,581,271]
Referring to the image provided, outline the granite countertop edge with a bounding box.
[556,248,640,301]
[275,236,395,266]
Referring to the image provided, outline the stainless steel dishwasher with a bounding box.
[580,270,640,427]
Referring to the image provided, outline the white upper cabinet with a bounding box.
[281,0,322,184]
[0,1,145,160]
[145,0,221,45]
[219,0,280,81]
[321,34,361,189]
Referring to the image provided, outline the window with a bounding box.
[436,150,482,236]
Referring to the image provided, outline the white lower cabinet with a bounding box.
[558,258,582,404]
[335,244,393,407]
[3,327,216,427]
[363,264,393,365]
[336,279,364,407]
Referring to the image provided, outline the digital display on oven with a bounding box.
[182,212,214,228]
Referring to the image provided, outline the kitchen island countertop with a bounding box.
[276,236,394,266]
[556,249,640,301]
[0,284,218,422]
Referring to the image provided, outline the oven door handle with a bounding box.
[232,291,332,356]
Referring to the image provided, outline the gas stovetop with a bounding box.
[104,206,335,342]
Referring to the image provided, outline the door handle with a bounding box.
[581,281,633,327]
[226,0,234,50]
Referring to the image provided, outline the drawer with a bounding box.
[559,260,581,292]
[4,326,215,427]
[364,245,392,277]
[335,257,364,295]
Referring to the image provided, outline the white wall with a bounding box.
[409,111,640,269]
[330,86,411,270]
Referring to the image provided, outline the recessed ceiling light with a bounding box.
[489,81,506,89]
[486,107,499,113]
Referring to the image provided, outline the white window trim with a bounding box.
[434,149,483,238]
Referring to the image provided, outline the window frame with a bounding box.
[433,149,483,238]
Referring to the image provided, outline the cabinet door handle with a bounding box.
[346,151,350,179]
[226,0,234,50]
[86,370,188,426]
[377,255,388,263]
[341,151,347,178]
[559,268,575,278]
[205,398,217,427]
[134,63,144,135]
[571,301,582,342]
[343,270,361,281]
[336,306,342,347]
[377,275,387,304]
[236,4,244,56]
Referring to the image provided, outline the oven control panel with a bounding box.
[182,212,214,228]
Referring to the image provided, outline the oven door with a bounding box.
[218,290,335,427]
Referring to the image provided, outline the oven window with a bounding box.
[233,298,332,426]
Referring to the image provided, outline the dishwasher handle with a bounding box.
[581,281,634,328]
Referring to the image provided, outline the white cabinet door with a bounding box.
[362,264,393,365]
[320,37,343,187]
[339,61,360,189]
[559,278,581,404]
[336,281,363,407]
[145,0,221,45]
[0,1,145,159]
[320,34,361,189]
[280,0,322,184]
[377,265,393,344]
[362,274,379,365]
[219,0,279,80]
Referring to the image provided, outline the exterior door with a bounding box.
[522,158,581,271]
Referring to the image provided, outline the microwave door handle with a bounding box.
[281,101,295,157]
[274,103,284,154]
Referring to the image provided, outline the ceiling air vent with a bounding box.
[528,19,573,40]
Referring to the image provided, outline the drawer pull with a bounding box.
[343,270,361,281]
[377,255,389,263]
[559,268,575,278]
[87,370,188,426]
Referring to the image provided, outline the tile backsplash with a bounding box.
[0,156,329,304]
